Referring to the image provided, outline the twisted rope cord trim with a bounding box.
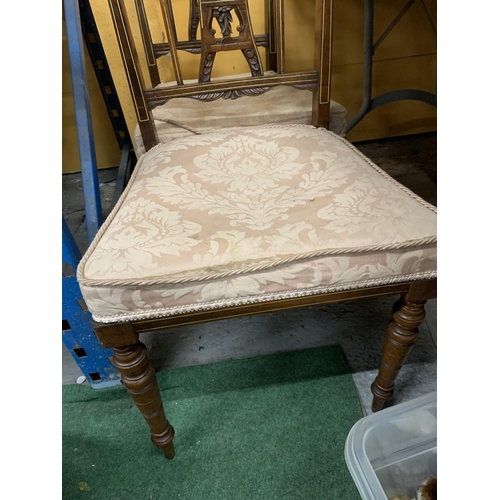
[78,124,437,287]
[91,270,437,324]
[324,129,437,214]
[81,236,436,287]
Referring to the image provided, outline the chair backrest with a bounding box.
[108,0,334,152]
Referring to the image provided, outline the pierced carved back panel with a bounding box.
[110,0,334,152]
[198,0,263,83]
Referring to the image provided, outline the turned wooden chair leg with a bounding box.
[392,293,406,313]
[113,342,175,458]
[371,280,436,412]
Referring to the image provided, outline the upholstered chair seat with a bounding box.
[78,124,437,324]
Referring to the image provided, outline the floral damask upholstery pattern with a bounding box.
[78,125,437,323]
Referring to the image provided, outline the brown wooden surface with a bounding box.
[274,0,284,73]
[109,0,159,151]
[198,1,263,83]
[128,282,414,334]
[152,33,269,56]
[135,0,161,87]
[93,282,415,344]
[312,0,333,129]
[146,71,317,106]
[188,0,200,40]
[113,342,175,458]
[265,0,277,71]
[93,319,138,348]
[371,279,437,411]
[159,0,184,84]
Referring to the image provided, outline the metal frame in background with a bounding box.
[78,0,137,203]
[346,0,437,133]
[63,0,127,388]
[64,0,103,244]
[63,217,121,388]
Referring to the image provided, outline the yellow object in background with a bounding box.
[62,9,121,173]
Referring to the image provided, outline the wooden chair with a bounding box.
[77,0,437,459]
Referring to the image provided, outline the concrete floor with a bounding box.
[62,133,437,415]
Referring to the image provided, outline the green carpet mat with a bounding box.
[63,345,363,499]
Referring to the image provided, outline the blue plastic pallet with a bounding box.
[63,0,123,388]
[63,217,121,388]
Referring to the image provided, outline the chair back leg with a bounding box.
[371,280,437,411]
[312,0,333,129]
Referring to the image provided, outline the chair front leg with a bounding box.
[113,342,175,459]
[371,279,436,412]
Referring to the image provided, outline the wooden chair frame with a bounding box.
[93,0,437,459]
[93,280,437,459]
[108,0,331,152]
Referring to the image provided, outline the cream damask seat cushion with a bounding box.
[78,125,437,323]
[133,84,348,157]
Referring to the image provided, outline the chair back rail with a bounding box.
[265,0,277,72]
[109,0,334,152]
[109,0,159,148]
[159,0,184,84]
[313,0,334,127]
[135,0,161,86]
[273,0,284,73]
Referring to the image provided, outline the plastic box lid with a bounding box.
[345,391,437,500]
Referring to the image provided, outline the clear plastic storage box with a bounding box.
[345,391,437,500]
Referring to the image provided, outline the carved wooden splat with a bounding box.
[189,0,200,40]
[198,0,263,83]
